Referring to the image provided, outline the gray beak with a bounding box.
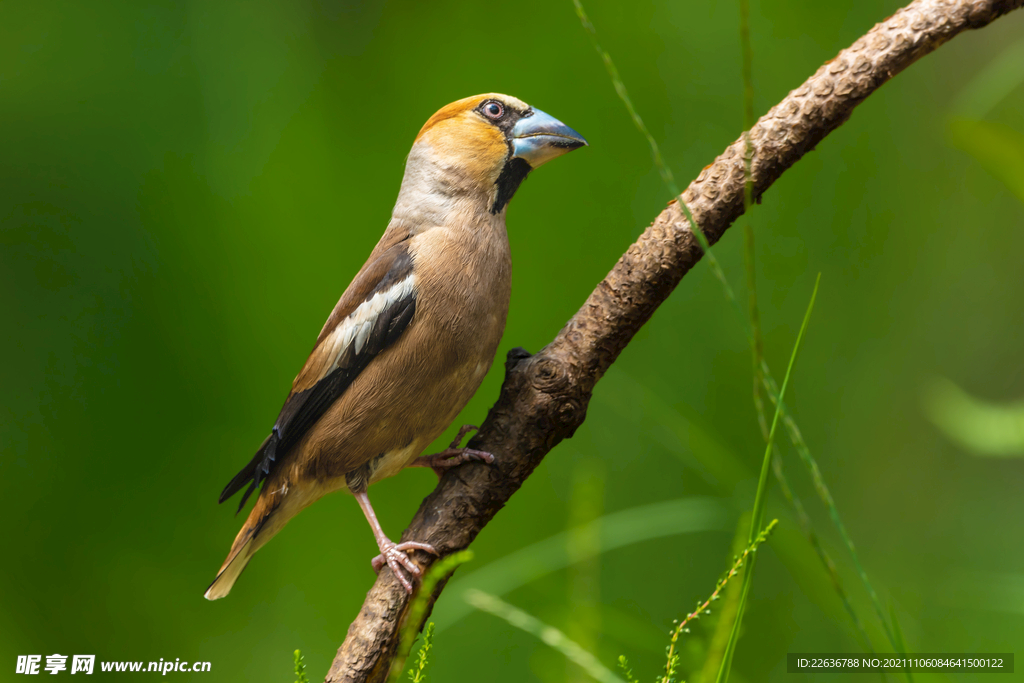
[511,108,588,168]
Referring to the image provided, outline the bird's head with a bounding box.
[400,93,587,219]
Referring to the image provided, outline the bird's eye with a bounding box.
[482,101,504,119]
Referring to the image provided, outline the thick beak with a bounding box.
[511,108,588,168]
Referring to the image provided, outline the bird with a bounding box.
[205,93,587,599]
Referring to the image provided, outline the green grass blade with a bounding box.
[890,602,909,655]
[433,497,730,630]
[465,590,626,683]
[889,602,914,683]
[387,550,474,683]
[923,376,1024,456]
[749,274,818,538]
[716,274,820,683]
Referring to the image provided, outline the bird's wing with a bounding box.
[218,228,417,511]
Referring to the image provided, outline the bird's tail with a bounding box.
[205,492,290,600]
[204,541,253,601]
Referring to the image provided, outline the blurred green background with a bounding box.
[3,0,1023,681]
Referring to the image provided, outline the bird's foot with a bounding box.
[410,425,495,477]
[371,539,438,593]
[413,447,495,471]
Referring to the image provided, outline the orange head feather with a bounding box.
[401,94,586,216]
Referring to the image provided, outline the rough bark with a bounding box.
[325,1,1024,680]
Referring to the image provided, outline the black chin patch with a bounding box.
[491,157,532,214]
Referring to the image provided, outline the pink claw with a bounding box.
[371,540,439,593]
[409,425,496,477]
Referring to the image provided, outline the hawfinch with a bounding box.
[206,94,587,598]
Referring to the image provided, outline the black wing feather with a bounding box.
[218,285,416,510]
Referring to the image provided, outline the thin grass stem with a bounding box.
[663,519,779,683]
[572,0,748,332]
[716,274,820,683]
[407,622,434,683]
[293,649,308,683]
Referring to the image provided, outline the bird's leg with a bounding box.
[408,424,495,477]
[354,490,437,593]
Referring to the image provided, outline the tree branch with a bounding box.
[325,1,1023,680]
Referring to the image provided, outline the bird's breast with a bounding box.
[408,223,512,362]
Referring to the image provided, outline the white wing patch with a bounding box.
[322,273,417,377]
